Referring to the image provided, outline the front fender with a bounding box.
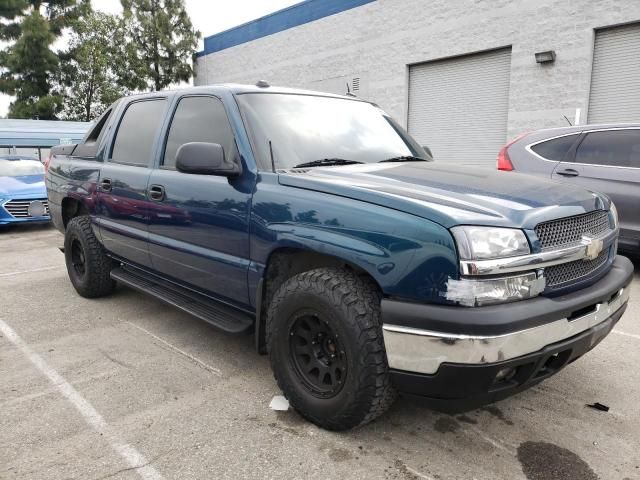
[249,175,458,306]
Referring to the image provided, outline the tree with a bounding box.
[0,0,89,119]
[121,0,200,92]
[60,12,128,121]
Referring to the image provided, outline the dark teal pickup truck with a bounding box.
[46,84,633,430]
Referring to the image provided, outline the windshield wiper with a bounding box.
[293,158,364,169]
[378,155,430,163]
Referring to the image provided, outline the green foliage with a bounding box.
[1,0,198,119]
[0,1,89,119]
[60,12,128,121]
[0,10,61,118]
[0,0,88,39]
[121,0,200,91]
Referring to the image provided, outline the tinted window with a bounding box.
[86,108,112,143]
[111,100,166,166]
[163,96,236,169]
[530,134,578,161]
[575,130,640,168]
[75,108,114,158]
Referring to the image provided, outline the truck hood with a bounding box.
[0,175,46,199]
[278,162,610,229]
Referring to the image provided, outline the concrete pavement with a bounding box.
[1,224,639,480]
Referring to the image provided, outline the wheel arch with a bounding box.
[61,197,90,229]
[254,247,382,354]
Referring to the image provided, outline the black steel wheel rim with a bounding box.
[70,238,86,277]
[288,312,347,398]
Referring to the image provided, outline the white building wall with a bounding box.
[195,0,640,139]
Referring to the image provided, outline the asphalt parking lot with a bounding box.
[1,225,639,480]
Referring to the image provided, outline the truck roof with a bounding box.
[121,83,366,102]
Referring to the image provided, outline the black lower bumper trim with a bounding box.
[382,255,634,336]
[391,304,627,413]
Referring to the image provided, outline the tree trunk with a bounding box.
[85,56,96,121]
[151,0,161,91]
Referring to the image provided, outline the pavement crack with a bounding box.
[93,464,148,480]
[98,349,134,370]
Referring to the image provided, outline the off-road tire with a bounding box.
[64,215,115,298]
[266,267,397,430]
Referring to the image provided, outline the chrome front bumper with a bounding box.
[383,286,629,375]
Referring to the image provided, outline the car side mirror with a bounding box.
[175,142,242,176]
[422,145,434,159]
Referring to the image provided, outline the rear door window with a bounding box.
[574,130,640,168]
[530,134,579,161]
[111,99,166,166]
[162,96,236,169]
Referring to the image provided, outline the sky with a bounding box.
[0,0,300,117]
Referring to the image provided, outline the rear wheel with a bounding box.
[64,216,115,298]
[266,267,396,430]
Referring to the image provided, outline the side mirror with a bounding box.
[422,145,434,159]
[175,142,242,176]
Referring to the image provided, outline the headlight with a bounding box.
[609,202,619,229]
[451,226,530,260]
[445,272,546,307]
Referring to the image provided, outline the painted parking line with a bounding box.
[0,318,164,480]
[126,321,223,377]
[612,329,640,341]
[0,265,62,277]
[1,369,120,407]
[403,464,437,480]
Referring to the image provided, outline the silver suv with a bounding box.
[498,124,640,254]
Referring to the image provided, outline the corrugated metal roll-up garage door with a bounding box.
[408,48,512,168]
[588,23,640,123]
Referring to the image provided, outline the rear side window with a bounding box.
[74,107,114,158]
[86,108,112,143]
[163,96,236,169]
[575,130,640,168]
[530,134,579,161]
[111,99,166,166]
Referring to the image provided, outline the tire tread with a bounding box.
[266,267,397,430]
[65,216,115,298]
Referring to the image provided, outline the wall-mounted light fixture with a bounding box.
[535,50,556,64]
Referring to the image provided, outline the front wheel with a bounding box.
[64,216,116,298]
[266,268,397,430]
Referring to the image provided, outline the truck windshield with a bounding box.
[237,93,429,170]
[0,159,44,177]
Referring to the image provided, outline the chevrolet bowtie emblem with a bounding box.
[581,235,604,261]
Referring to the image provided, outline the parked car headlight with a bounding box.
[609,202,619,229]
[451,226,530,260]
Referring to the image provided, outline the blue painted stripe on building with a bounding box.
[196,0,375,57]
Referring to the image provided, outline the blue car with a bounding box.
[0,155,50,225]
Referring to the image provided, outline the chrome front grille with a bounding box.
[3,199,50,218]
[535,210,610,250]
[544,248,609,287]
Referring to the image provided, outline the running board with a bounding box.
[110,267,253,334]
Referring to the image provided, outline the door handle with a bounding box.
[99,178,112,191]
[556,168,579,177]
[149,184,165,201]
